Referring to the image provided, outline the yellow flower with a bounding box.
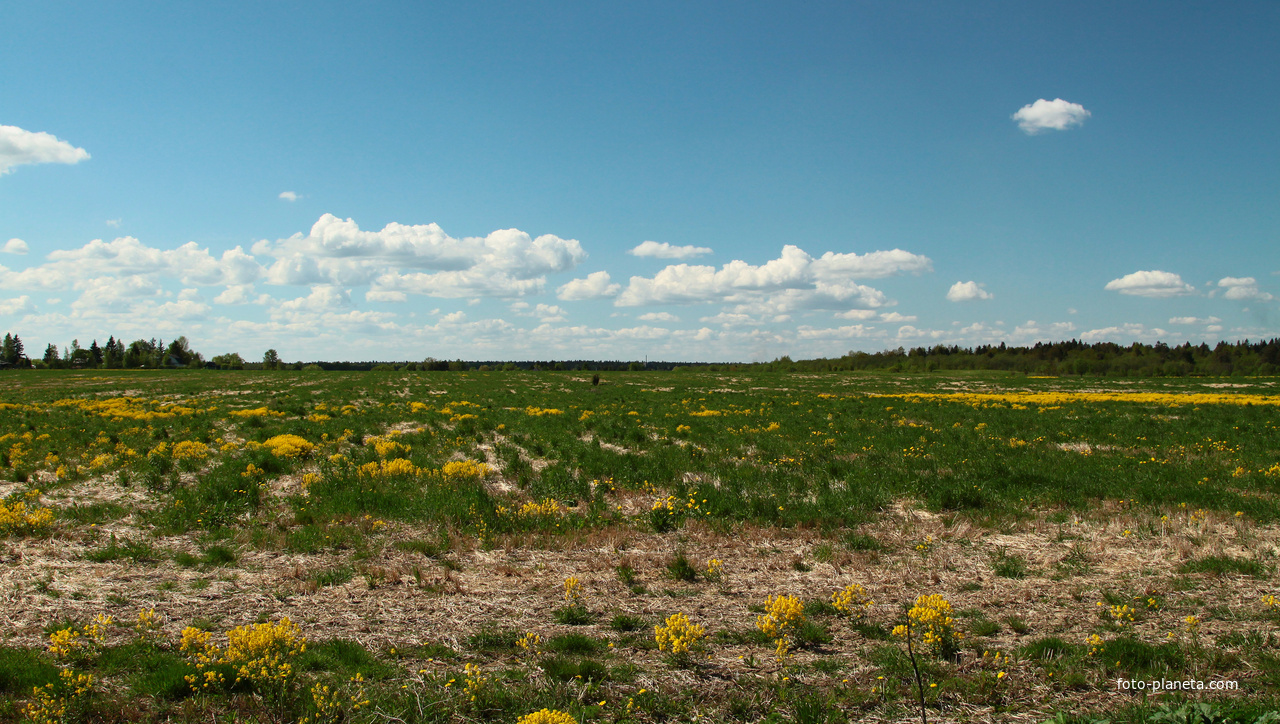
[655,612,705,657]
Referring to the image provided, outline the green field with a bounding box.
[1,370,1278,723]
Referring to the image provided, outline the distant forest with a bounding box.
[3,331,1280,377]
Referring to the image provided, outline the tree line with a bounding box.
[4,331,1280,376]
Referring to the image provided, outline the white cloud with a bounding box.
[214,284,258,305]
[365,290,407,303]
[896,325,946,341]
[2,238,28,255]
[0,125,90,175]
[878,311,917,323]
[1104,270,1195,298]
[70,275,165,313]
[106,218,122,228]
[700,312,760,327]
[42,237,264,287]
[258,215,586,296]
[810,249,932,280]
[510,302,567,322]
[834,309,877,320]
[1081,323,1167,342]
[637,312,679,322]
[1217,276,1274,301]
[1012,98,1091,134]
[156,299,210,320]
[946,281,993,302]
[0,295,34,315]
[615,245,927,307]
[1169,316,1221,325]
[279,191,299,202]
[797,324,879,340]
[275,286,353,314]
[629,240,713,259]
[557,271,621,301]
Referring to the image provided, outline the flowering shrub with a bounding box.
[757,595,806,662]
[519,498,562,517]
[564,576,584,607]
[440,459,489,482]
[262,434,314,458]
[0,490,54,537]
[655,612,705,662]
[517,709,577,724]
[300,673,368,724]
[893,594,962,658]
[181,617,306,693]
[171,440,209,461]
[831,583,873,620]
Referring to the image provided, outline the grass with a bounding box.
[1178,555,1270,578]
[664,551,698,582]
[3,369,1280,721]
[85,535,160,564]
[991,548,1028,578]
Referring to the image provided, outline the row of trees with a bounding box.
[1,333,216,370]
[6,331,1280,376]
[777,338,1280,377]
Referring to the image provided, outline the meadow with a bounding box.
[1,369,1278,724]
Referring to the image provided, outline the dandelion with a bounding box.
[1108,604,1135,628]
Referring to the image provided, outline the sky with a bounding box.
[2,2,1278,363]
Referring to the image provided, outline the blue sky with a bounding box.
[2,2,1278,362]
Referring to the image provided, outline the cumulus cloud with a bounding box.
[106,218,122,228]
[628,240,713,259]
[510,302,567,322]
[946,281,993,302]
[365,290,407,303]
[796,324,879,340]
[637,312,679,322]
[615,245,929,307]
[834,309,877,320]
[1012,98,1091,134]
[43,237,264,287]
[259,215,586,297]
[879,311,917,323]
[1081,323,1166,342]
[0,125,90,175]
[1169,316,1221,325]
[1104,270,1195,298]
[0,295,34,315]
[2,238,28,255]
[214,284,259,305]
[279,191,299,202]
[1217,276,1274,301]
[557,271,621,301]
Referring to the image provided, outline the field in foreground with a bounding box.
[1,369,1279,724]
